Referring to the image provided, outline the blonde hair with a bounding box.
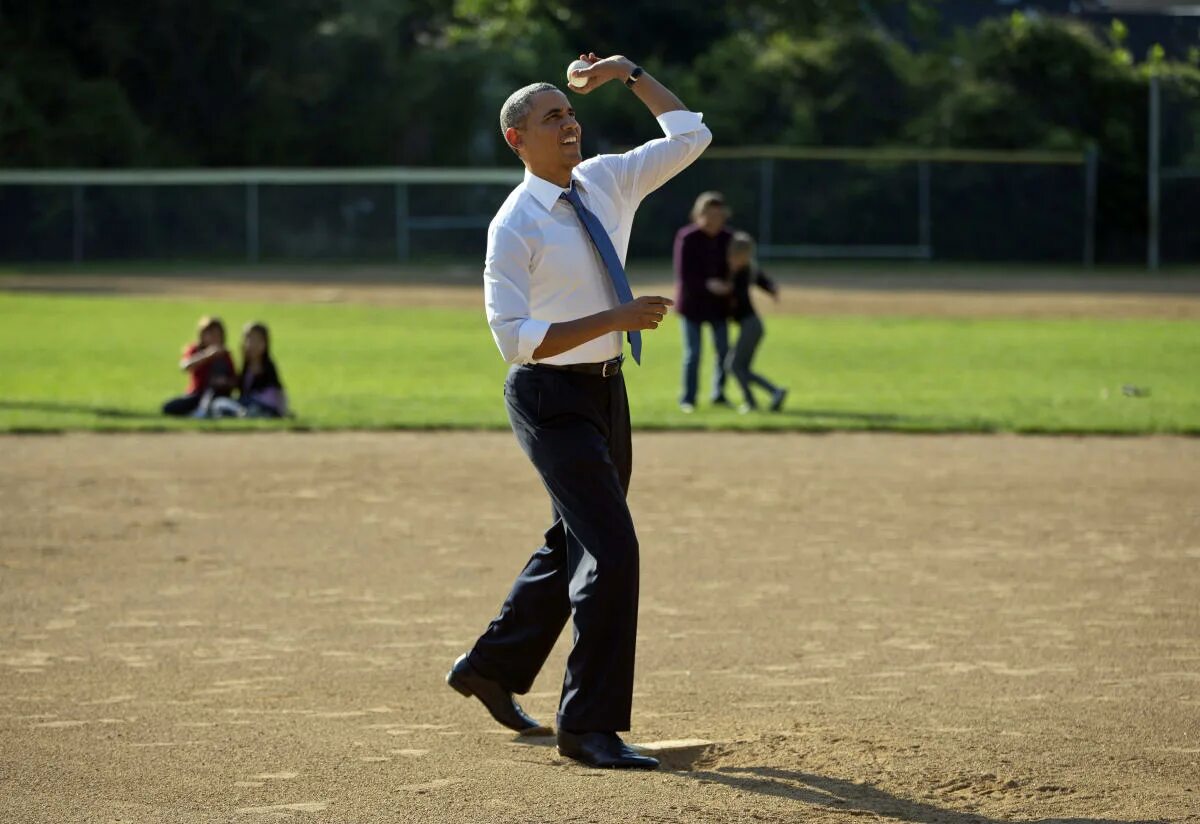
[690,191,728,223]
[728,231,757,269]
[729,231,755,255]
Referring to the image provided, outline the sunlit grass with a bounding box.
[0,292,1196,433]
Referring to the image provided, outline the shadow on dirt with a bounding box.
[682,765,1165,824]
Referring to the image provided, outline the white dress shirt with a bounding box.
[484,109,712,365]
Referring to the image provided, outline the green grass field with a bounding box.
[0,291,1196,433]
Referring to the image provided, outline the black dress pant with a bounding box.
[468,363,638,733]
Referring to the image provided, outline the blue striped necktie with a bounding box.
[560,181,641,364]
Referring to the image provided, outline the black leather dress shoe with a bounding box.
[556,730,659,770]
[446,653,549,735]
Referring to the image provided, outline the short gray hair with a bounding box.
[499,82,559,155]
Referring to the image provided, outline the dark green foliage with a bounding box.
[1,3,1197,259]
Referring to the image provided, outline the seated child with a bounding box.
[162,316,236,416]
[237,322,288,418]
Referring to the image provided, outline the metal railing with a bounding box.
[702,146,1097,265]
[0,147,1104,265]
[0,167,523,265]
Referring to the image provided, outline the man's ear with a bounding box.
[504,126,522,154]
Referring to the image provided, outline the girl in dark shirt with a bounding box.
[203,321,289,419]
[236,322,288,418]
[725,232,787,413]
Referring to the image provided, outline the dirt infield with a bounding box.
[2,431,1197,823]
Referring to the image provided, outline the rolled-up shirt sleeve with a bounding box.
[606,110,713,205]
[483,221,550,364]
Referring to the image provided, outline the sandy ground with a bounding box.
[4,267,1200,318]
[2,431,1198,823]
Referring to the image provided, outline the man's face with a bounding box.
[510,89,582,175]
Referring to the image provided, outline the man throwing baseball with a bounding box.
[446,53,711,770]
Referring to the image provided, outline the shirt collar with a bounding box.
[522,167,583,212]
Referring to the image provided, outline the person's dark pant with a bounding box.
[468,363,638,733]
[726,314,779,407]
[162,393,202,416]
[680,316,729,405]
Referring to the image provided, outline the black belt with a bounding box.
[532,355,624,378]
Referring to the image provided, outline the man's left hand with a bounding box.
[568,53,635,95]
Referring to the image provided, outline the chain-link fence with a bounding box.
[0,149,1099,266]
[1154,74,1200,268]
[0,169,522,265]
[636,148,1095,264]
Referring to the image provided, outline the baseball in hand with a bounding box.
[567,59,591,88]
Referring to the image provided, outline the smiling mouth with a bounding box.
[561,134,579,146]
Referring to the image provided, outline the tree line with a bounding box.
[2,1,1198,259]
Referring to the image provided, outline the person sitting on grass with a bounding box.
[725,231,787,414]
[205,321,289,419]
[235,322,288,418]
[162,316,236,417]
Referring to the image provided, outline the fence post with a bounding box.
[917,160,932,259]
[245,181,260,263]
[757,158,774,255]
[1084,145,1098,268]
[394,183,410,262]
[72,184,85,264]
[1148,74,1161,271]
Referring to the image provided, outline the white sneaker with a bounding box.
[679,402,695,414]
[738,403,754,415]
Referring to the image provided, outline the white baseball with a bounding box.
[567,60,591,88]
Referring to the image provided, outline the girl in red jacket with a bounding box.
[161,316,236,417]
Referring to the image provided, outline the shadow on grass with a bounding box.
[684,766,1165,824]
[0,399,163,421]
[767,406,998,431]
[776,407,928,426]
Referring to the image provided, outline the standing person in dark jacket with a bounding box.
[725,231,787,413]
[673,191,733,413]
